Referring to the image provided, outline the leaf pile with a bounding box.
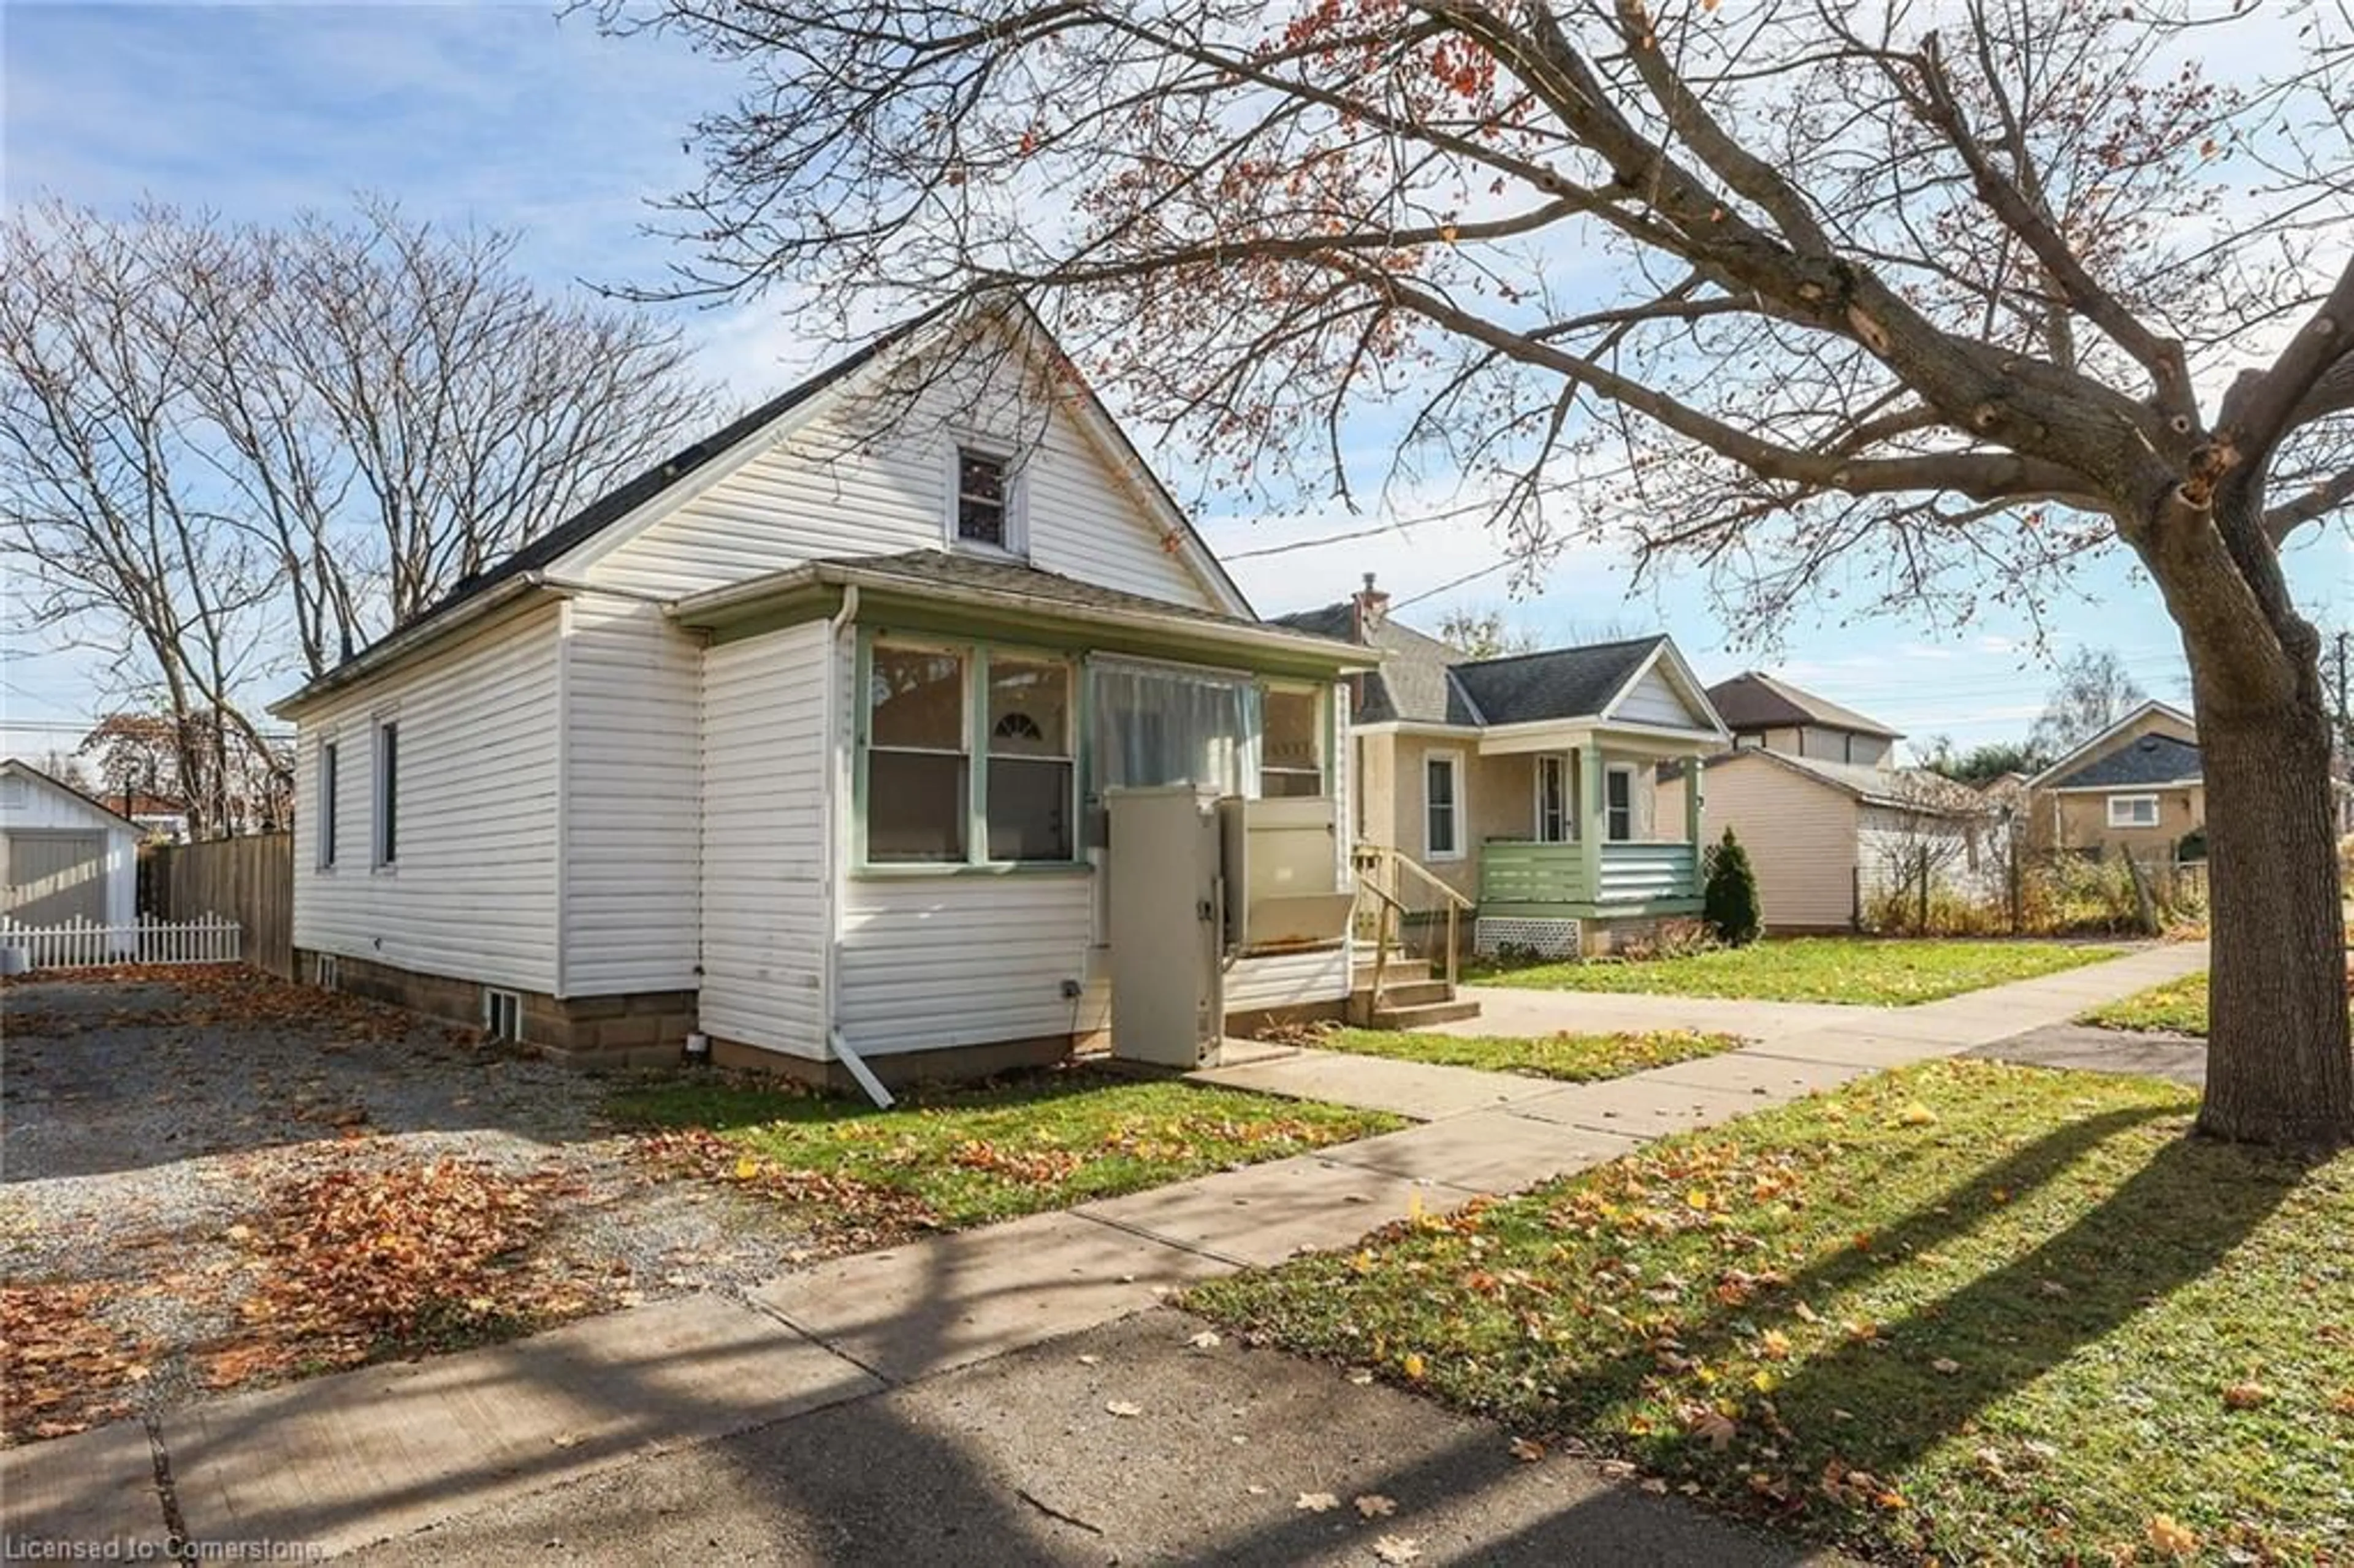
[3,965,455,1044]
[227,1154,601,1374]
[1194,1060,2354,1564]
[633,1127,939,1248]
[0,1282,153,1441]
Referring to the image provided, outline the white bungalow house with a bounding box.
[1276,582,1730,960]
[269,308,1376,1087]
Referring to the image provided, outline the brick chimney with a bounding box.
[1350,572,1390,642]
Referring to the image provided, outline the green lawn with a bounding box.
[1314,1026,1743,1083]
[1190,1060,2353,1565]
[609,1067,1402,1233]
[2081,972,2211,1037]
[1467,937,2124,1006]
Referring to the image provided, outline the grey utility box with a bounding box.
[1105,786,1227,1068]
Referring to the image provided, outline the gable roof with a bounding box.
[0,759,143,832]
[2046,731,2202,790]
[275,302,1252,715]
[1451,636,1672,726]
[1269,605,1485,724]
[2024,699,2196,790]
[1691,748,1988,816]
[1707,671,1902,740]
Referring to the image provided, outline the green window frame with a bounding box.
[856,630,1085,873]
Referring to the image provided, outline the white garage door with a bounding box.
[2,831,110,927]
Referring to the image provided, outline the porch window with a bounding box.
[1424,752,1463,861]
[1091,662,1249,796]
[1260,683,1325,798]
[986,655,1073,861]
[2107,793,2160,828]
[867,644,969,863]
[1534,754,1571,843]
[1604,764,1634,843]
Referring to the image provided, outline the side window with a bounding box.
[1423,753,1461,860]
[373,721,399,867]
[1605,766,1634,842]
[318,741,338,869]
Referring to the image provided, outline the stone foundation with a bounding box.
[300,949,696,1068]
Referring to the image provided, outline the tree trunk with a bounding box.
[2192,685,2352,1147]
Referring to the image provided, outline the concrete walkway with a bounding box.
[4,942,2205,1561]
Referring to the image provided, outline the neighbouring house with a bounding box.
[1658,748,2000,932]
[268,306,1378,1086]
[1706,669,1902,768]
[0,759,140,938]
[2024,700,2204,860]
[1277,581,1729,960]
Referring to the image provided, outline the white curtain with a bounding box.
[1089,661,1255,799]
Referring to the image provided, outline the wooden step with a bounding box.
[1367,997,1484,1030]
[1352,959,1433,986]
[1354,978,1453,1008]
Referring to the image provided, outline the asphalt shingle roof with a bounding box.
[1269,606,1482,723]
[1450,637,1667,726]
[2049,733,2203,790]
[828,550,1301,636]
[1707,671,1901,739]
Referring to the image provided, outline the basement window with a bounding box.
[482,988,522,1042]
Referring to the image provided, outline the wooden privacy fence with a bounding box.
[2,913,242,970]
[140,831,294,978]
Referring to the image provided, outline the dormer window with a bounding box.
[956,448,1011,549]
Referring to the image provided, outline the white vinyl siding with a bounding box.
[292,600,562,993]
[560,596,704,994]
[838,873,1100,1057]
[578,344,1221,611]
[698,621,833,1056]
[1224,945,1352,1013]
[0,771,137,932]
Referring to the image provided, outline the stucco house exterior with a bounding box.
[2024,701,2204,859]
[1278,582,1729,959]
[0,759,141,937]
[268,308,1375,1086]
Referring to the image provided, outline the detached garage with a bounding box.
[1,760,140,938]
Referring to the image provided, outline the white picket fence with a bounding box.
[0,914,243,972]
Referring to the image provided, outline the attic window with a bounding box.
[955,448,1012,550]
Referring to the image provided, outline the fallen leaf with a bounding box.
[1758,1328,1792,1360]
[1296,1491,1341,1513]
[1105,1400,1143,1418]
[1897,1103,1939,1127]
[1076,1354,1101,1366]
[1931,1357,1962,1376]
[2146,1514,2198,1558]
[1509,1436,1546,1463]
[1354,1494,1397,1518]
[2222,1380,2271,1409]
[1401,1351,1427,1380]
[1371,1536,1422,1565]
[1188,1330,1222,1350]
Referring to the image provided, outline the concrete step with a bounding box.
[1368,997,1484,1030]
[1354,978,1453,1008]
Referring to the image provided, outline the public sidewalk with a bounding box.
[2,942,2204,1560]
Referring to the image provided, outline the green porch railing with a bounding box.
[1478,840,1701,909]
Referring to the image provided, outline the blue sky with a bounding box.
[4,1,2346,761]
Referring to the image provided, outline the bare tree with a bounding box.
[603,0,2354,1144]
[2028,646,2149,758]
[1435,605,1539,657]
[1,199,717,832]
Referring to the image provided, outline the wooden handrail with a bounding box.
[1350,843,1469,997]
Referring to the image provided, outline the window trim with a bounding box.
[1257,679,1328,799]
[482,987,522,1042]
[371,716,400,870]
[945,443,1026,558]
[2107,792,2162,829]
[856,631,1083,873]
[1423,748,1465,862]
[316,736,339,870]
[1533,753,1571,843]
[1604,762,1636,843]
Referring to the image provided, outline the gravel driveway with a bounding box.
[1,967,820,1442]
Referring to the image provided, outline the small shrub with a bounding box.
[1702,827,1762,946]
